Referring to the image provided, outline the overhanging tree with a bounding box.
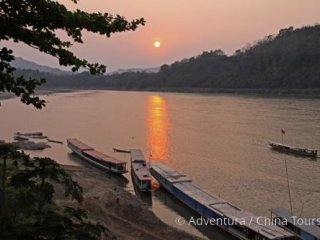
[0,0,145,108]
[0,144,105,239]
[0,1,145,239]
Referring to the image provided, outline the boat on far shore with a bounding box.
[269,142,318,158]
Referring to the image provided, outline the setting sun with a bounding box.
[154,41,161,48]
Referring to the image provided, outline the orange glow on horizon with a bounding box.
[147,95,169,164]
[7,0,320,71]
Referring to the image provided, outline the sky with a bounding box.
[3,0,320,72]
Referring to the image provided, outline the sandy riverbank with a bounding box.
[0,89,76,101]
[56,165,202,240]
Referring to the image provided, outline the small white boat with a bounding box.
[112,147,130,153]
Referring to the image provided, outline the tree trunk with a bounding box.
[0,156,7,221]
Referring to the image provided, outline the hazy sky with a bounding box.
[3,0,320,71]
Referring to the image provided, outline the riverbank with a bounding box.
[40,87,320,98]
[2,88,320,102]
[56,165,202,240]
[0,89,75,101]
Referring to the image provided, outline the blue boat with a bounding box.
[150,162,297,240]
[130,149,152,192]
[270,208,320,240]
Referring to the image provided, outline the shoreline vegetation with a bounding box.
[0,89,76,101]
[44,87,320,97]
[13,25,320,94]
[1,88,320,104]
[59,164,202,240]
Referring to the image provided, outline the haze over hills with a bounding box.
[12,57,160,75]
[14,25,320,91]
[107,67,160,75]
[11,57,70,75]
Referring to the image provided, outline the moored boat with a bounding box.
[269,142,318,158]
[150,162,297,240]
[113,147,131,153]
[130,149,152,192]
[67,138,128,174]
[270,208,320,240]
[14,135,29,141]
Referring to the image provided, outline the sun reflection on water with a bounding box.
[147,95,170,164]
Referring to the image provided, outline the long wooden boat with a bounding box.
[270,208,320,240]
[113,148,130,153]
[150,162,297,240]
[67,138,128,174]
[269,142,318,158]
[130,149,152,192]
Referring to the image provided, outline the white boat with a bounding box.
[67,138,128,174]
[130,149,152,192]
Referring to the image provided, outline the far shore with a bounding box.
[40,87,320,98]
[1,88,320,101]
[0,89,77,101]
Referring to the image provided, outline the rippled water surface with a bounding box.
[1,91,320,239]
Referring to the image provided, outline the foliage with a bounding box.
[0,2,145,239]
[29,24,320,90]
[0,0,145,108]
[0,144,104,240]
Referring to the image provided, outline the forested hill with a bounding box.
[17,25,320,90]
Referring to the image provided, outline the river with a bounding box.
[1,90,320,239]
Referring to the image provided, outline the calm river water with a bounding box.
[1,91,320,239]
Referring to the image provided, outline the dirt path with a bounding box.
[56,165,203,240]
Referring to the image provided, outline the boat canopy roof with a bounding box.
[151,162,294,239]
[67,138,93,151]
[176,183,294,239]
[85,150,126,165]
[130,149,146,162]
[270,208,320,238]
[151,162,191,184]
[132,163,152,180]
[130,149,151,180]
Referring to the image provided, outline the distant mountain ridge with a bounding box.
[13,25,320,91]
[108,67,160,75]
[11,57,70,75]
[12,57,160,75]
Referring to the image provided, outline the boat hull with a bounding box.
[68,143,127,174]
[150,168,249,240]
[270,143,318,158]
[150,163,296,240]
[130,149,152,192]
[113,148,130,153]
[131,167,151,192]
